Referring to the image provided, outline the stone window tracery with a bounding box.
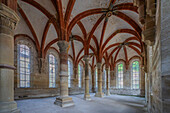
[131,61,140,89]
[68,60,73,88]
[117,63,123,89]
[78,64,83,88]
[49,54,57,88]
[18,44,31,88]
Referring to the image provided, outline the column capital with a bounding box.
[73,67,78,70]
[0,4,19,30]
[57,41,69,53]
[83,55,90,61]
[105,67,109,70]
[110,70,114,73]
[96,63,102,69]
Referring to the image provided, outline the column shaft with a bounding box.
[0,4,20,113]
[106,68,110,96]
[71,67,78,88]
[140,67,145,97]
[54,41,74,107]
[91,69,95,93]
[110,70,116,88]
[95,63,104,97]
[83,55,91,100]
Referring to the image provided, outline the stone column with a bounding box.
[110,70,116,88]
[81,68,85,89]
[83,55,91,100]
[102,70,105,91]
[0,4,20,113]
[54,41,74,107]
[91,69,95,93]
[71,67,78,88]
[106,68,110,96]
[95,63,104,97]
[73,67,78,79]
[140,66,145,97]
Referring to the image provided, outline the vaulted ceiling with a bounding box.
[15,0,143,69]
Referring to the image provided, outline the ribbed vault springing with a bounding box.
[15,0,144,70]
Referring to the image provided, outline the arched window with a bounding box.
[131,61,140,89]
[18,44,31,88]
[49,54,57,88]
[78,64,82,88]
[68,60,73,88]
[95,68,98,88]
[117,63,123,88]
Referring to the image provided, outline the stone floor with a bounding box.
[16,93,147,113]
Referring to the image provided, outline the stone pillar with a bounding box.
[54,41,74,107]
[91,69,95,93]
[73,67,78,79]
[81,68,85,89]
[71,67,78,88]
[95,63,104,97]
[110,70,116,88]
[0,4,20,113]
[83,55,91,100]
[140,66,145,97]
[106,68,110,96]
[102,70,105,91]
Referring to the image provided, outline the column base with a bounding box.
[54,96,74,107]
[0,101,20,113]
[140,89,145,97]
[92,88,96,93]
[84,94,91,101]
[106,90,110,96]
[95,92,104,97]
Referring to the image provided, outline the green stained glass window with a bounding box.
[117,63,123,88]
[78,64,82,88]
[131,61,140,89]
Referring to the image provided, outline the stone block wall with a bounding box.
[160,0,170,112]
[110,89,140,96]
[145,0,170,112]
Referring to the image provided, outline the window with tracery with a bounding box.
[68,60,73,88]
[78,64,82,88]
[131,61,140,89]
[117,63,123,88]
[18,44,31,88]
[49,54,57,88]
